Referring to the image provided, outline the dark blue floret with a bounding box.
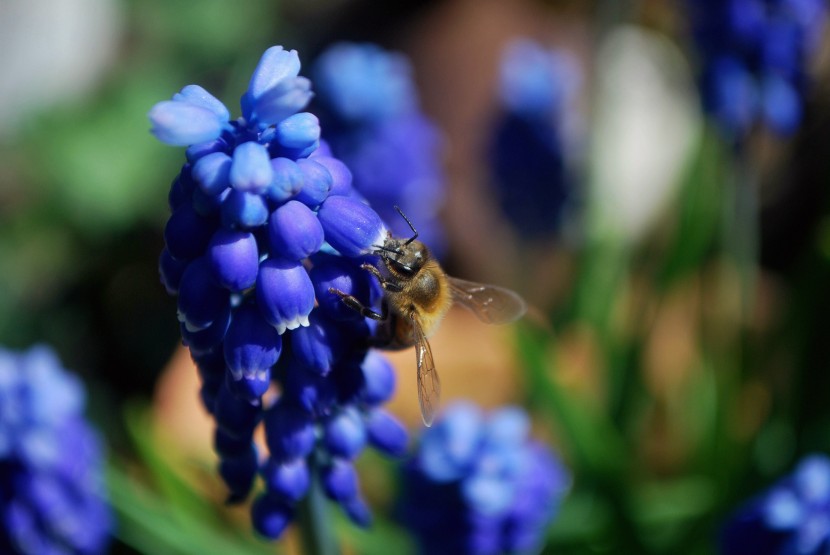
[151,44,409,537]
[290,312,339,376]
[264,401,316,461]
[177,257,230,331]
[321,458,360,502]
[207,229,259,292]
[255,258,315,334]
[366,409,409,457]
[323,407,368,459]
[251,494,294,539]
[359,351,397,406]
[268,200,325,261]
[261,457,310,502]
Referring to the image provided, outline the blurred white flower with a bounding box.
[591,26,701,244]
[0,0,123,138]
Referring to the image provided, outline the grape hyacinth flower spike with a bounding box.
[150,45,410,541]
[399,402,570,555]
[489,38,582,240]
[311,42,447,257]
[0,346,111,555]
[686,0,827,140]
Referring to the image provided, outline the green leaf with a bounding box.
[23,68,182,236]
[108,462,278,555]
[113,403,278,555]
[516,325,627,479]
[658,127,726,288]
[547,490,614,545]
[336,510,416,555]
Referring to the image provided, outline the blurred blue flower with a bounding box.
[687,0,826,139]
[399,402,570,555]
[722,454,830,555]
[489,39,582,240]
[312,42,447,256]
[0,346,111,555]
[151,45,409,539]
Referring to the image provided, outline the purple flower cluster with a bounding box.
[489,39,581,240]
[0,346,111,555]
[398,402,570,555]
[311,42,446,256]
[149,45,409,538]
[721,454,830,555]
[687,0,826,138]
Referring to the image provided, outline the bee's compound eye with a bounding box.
[393,259,416,276]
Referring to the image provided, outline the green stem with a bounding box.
[725,143,758,318]
[297,455,340,555]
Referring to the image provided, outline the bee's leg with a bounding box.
[360,263,403,293]
[328,287,387,321]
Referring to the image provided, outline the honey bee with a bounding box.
[329,207,527,426]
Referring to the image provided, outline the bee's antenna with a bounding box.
[394,205,418,245]
[374,244,404,256]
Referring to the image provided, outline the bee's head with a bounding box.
[377,235,428,277]
[372,205,428,277]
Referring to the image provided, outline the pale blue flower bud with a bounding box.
[149,100,227,146]
[221,190,269,228]
[243,46,313,128]
[275,112,320,152]
[267,157,304,202]
[193,151,232,196]
[172,84,230,121]
[231,142,274,194]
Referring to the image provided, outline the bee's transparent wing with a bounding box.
[448,277,527,325]
[411,315,441,426]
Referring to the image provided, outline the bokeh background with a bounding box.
[2,0,830,553]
